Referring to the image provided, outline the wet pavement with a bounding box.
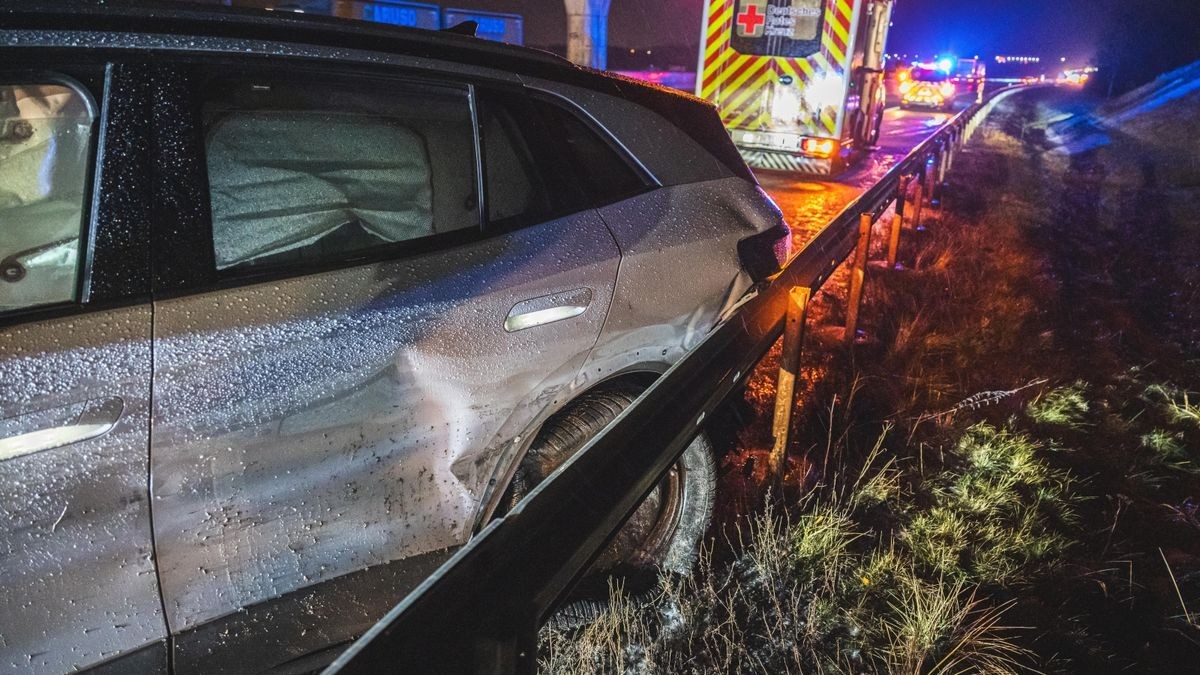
[759,106,955,247]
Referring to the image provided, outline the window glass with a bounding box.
[479,92,558,225]
[203,78,478,271]
[478,91,647,228]
[533,99,646,207]
[730,0,825,58]
[0,82,93,313]
[912,68,949,82]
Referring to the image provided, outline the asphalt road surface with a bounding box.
[756,103,962,250]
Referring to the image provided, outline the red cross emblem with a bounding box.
[737,1,767,37]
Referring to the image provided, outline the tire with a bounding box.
[506,383,716,626]
[869,100,885,146]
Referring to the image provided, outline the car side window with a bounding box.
[0,81,94,313]
[202,77,479,271]
[478,89,649,229]
[538,99,648,206]
[478,91,560,226]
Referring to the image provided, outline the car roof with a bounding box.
[1,1,690,103]
[1,1,754,184]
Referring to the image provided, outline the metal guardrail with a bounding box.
[325,84,1032,675]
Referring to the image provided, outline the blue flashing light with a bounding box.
[937,58,954,73]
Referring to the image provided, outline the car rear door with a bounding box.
[142,62,626,672]
[0,64,166,673]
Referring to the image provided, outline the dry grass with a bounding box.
[539,424,1046,674]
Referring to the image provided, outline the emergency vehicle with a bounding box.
[900,56,984,110]
[952,57,987,104]
[697,0,895,174]
[900,63,957,110]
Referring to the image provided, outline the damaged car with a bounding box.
[0,2,790,672]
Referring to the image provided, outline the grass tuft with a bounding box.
[1027,382,1091,429]
[881,574,1029,675]
[1141,429,1194,471]
[904,424,1075,584]
[1144,383,1200,429]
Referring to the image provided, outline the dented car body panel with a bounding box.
[151,210,621,632]
[0,3,789,672]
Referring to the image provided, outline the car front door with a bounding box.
[143,63,625,672]
[0,65,166,673]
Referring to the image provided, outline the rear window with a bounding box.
[912,68,949,82]
[729,0,825,58]
[201,77,478,271]
[546,101,647,205]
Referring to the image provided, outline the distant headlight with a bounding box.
[939,82,956,97]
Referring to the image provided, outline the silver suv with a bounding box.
[0,4,789,673]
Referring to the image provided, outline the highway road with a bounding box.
[757,103,964,249]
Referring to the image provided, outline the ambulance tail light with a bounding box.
[800,137,838,158]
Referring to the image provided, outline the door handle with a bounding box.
[0,396,124,462]
[504,288,592,333]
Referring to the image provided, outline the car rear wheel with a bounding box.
[505,383,716,627]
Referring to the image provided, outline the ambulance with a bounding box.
[697,0,895,174]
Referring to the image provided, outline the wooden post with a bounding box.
[844,213,873,345]
[888,176,909,268]
[769,286,812,485]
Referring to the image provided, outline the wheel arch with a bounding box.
[470,367,667,533]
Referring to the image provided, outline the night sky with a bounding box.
[463,0,1116,64]
[888,0,1118,62]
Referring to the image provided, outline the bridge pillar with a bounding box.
[563,0,611,69]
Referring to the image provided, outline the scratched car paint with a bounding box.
[0,5,789,673]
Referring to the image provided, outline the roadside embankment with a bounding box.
[539,78,1200,673]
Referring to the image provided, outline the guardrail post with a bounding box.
[887,176,908,268]
[929,152,943,208]
[937,143,949,188]
[769,286,811,485]
[911,174,925,230]
[843,213,873,344]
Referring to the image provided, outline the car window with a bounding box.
[729,0,825,59]
[202,77,479,271]
[479,90,647,228]
[478,91,560,226]
[0,81,93,313]
[912,68,947,82]
[543,100,647,206]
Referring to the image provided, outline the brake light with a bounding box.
[800,138,837,158]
